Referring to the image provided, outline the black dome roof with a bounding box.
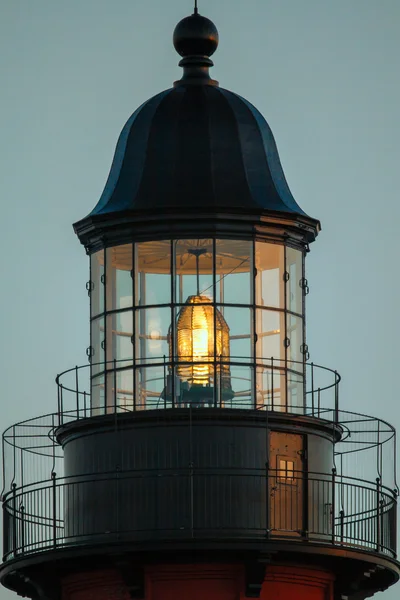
[90,85,309,218]
[74,12,319,248]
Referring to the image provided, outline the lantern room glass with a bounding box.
[89,239,306,413]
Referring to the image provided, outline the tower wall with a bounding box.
[58,410,335,545]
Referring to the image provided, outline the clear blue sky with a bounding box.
[0,1,399,597]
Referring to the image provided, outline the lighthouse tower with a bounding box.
[1,10,399,600]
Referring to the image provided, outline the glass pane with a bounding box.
[91,375,105,416]
[215,239,252,305]
[106,311,133,367]
[256,366,286,411]
[91,317,105,374]
[136,365,169,411]
[255,242,284,309]
[116,369,134,413]
[229,365,254,409]
[91,250,104,316]
[174,239,214,302]
[256,309,284,364]
[221,306,252,363]
[287,371,304,414]
[105,245,133,311]
[287,314,304,369]
[136,240,172,306]
[136,307,170,365]
[286,246,303,315]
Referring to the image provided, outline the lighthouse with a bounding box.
[1,9,398,600]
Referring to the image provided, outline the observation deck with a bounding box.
[1,359,398,599]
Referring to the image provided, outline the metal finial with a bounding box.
[194,0,198,15]
[173,10,219,87]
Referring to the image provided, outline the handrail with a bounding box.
[53,358,341,424]
[2,468,397,499]
[2,468,396,562]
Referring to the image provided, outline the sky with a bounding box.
[0,0,399,597]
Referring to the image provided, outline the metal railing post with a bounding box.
[339,509,344,545]
[52,472,57,548]
[265,464,270,539]
[331,468,336,545]
[311,362,315,416]
[75,366,79,419]
[3,501,8,560]
[20,505,25,554]
[57,380,61,426]
[60,384,64,425]
[11,483,16,556]
[334,370,339,423]
[376,477,381,553]
[393,489,398,558]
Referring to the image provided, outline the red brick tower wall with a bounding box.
[62,564,334,600]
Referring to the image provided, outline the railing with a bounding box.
[55,358,340,423]
[2,469,396,561]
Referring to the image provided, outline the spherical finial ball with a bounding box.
[173,14,219,58]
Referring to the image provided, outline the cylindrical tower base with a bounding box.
[61,564,334,600]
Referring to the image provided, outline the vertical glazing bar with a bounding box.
[283,245,288,411]
[213,239,217,409]
[252,238,257,409]
[271,357,274,411]
[302,249,306,412]
[113,359,117,412]
[89,251,93,413]
[131,242,137,410]
[170,240,175,408]
[219,355,222,408]
[331,468,336,545]
[103,248,107,413]
[163,355,167,409]
[132,243,136,411]
[52,473,57,548]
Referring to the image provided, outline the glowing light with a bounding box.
[175,295,230,385]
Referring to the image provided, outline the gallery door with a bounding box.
[269,431,305,536]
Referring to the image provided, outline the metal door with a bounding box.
[269,431,305,536]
